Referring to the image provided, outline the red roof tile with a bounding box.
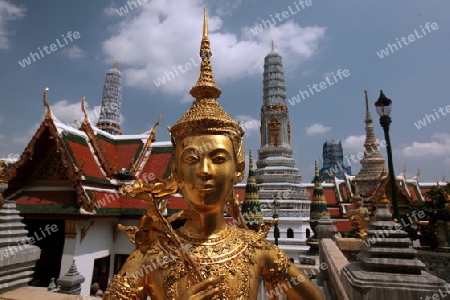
[341,184,349,200]
[121,196,152,210]
[323,189,338,205]
[68,141,106,179]
[116,144,141,169]
[92,191,152,210]
[328,208,341,216]
[235,188,245,203]
[168,196,189,210]
[407,186,418,201]
[335,220,353,232]
[97,139,142,170]
[140,152,172,179]
[16,191,76,206]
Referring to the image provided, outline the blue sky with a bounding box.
[0,0,449,183]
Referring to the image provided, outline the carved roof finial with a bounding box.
[43,87,51,120]
[81,96,89,124]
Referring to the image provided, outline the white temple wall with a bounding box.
[76,220,115,295]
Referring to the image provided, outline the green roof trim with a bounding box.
[17,204,79,214]
[96,134,143,146]
[151,146,173,154]
[82,175,110,185]
[61,131,89,147]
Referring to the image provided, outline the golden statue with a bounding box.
[103,9,323,300]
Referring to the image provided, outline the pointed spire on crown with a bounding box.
[189,8,221,100]
[170,8,244,170]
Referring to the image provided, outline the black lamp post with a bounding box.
[374,90,399,220]
[272,198,280,246]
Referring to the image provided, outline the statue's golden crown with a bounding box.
[169,9,244,167]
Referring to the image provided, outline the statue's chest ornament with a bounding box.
[160,227,258,299]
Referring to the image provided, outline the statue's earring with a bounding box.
[234,172,243,184]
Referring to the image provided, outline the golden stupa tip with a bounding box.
[114,60,119,69]
[379,189,390,205]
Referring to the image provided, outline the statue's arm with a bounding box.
[260,243,324,300]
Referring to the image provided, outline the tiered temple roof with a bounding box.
[2,91,175,217]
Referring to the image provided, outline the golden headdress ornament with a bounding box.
[169,8,245,178]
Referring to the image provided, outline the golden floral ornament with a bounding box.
[120,176,204,284]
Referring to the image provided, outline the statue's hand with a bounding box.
[182,275,223,300]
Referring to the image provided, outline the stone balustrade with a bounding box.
[319,239,350,300]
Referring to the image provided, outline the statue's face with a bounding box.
[173,134,236,212]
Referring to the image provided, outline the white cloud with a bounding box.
[0,0,26,50]
[305,123,331,136]
[101,0,326,98]
[399,133,450,158]
[235,115,259,137]
[11,122,39,145]
[342,135,365,154]
[62,45,85,59]
[50,99,125,127]
[103,4,118,17]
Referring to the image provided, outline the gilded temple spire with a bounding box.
[354,90,386,195]
[241,149,263,230]
[189,8,221,100]
[310,159,328,220]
